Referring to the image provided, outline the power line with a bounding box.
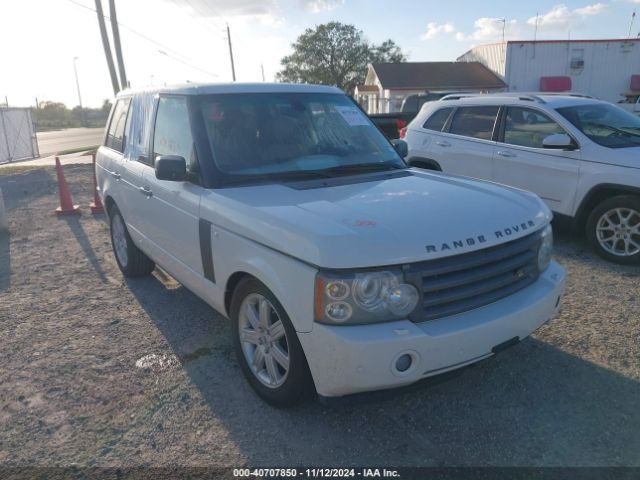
[157,50,218,78]
[65,0,210,67]
[171,0,227,40]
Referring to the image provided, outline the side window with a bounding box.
[449,106,499,140]
[422,108,453,131]
[105,98,130,153]
[153,96,195,170]
[504,107,566,149]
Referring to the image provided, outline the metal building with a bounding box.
[0,108,39,164]
[457,39,640,103]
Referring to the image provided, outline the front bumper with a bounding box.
[298,260,566,398]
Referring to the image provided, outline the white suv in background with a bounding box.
[404,93,640,265]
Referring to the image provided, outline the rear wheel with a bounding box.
[586,195,640,265]
[109,205,155,276]
[230,278,313,407]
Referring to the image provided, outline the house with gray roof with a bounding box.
[355,62,506,113]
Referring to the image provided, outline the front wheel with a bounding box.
[109,205,155,276]
[586,195,640,265]
[230,278,313,407]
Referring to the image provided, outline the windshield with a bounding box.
[194,93,404,183]
[556,103,640,149]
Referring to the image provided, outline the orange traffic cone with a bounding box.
[54,156,80,216]
[90,153,104,214]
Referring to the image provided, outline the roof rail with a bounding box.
[438,91,594,103]
[439,94,482,101]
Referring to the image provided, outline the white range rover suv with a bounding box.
[404,93,640,265]
[97,83,565,406]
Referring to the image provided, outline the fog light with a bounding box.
[325,302,352,322]
[395,354,412,372]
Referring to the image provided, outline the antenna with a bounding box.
[226,23,236,82]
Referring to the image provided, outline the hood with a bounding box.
[204,170,550,269]
[593,145,640,169]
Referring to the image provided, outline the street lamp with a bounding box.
[73,56,85,126]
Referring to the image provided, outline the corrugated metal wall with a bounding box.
[459,41,640,103]
[506,41,640,102]
[457,43,507,78]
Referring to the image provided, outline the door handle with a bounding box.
[139,186,153,197]
[436,141,451,147]
[497,150,516,158]
[110,171,121,180]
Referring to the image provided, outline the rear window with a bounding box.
[449,106,499,140]
[423,108,453,131]
[105,98,130,153]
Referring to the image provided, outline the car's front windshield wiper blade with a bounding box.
[586,122,640,138]
[323,162,405,176]
[221,169,333,186]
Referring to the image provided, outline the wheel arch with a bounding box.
[104,195,116,216]
[224,271,254,317]
[575,184,640,229]
[407,156,442,171]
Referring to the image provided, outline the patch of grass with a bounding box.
[0,165,48,175]
[55,145,99,156]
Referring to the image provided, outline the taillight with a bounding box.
[399,127,407,139]
[395,118,407,131]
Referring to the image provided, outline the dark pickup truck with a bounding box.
[368,92,468,139]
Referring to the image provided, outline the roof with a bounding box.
[508,38,640,45]
[116,82,344,98]
[436,92,608,109]
[458,38,640,59]
[369,62,506,90]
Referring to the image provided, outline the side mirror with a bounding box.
[542,133,577,150]
[155,155,187,181]
[391,139,408,158]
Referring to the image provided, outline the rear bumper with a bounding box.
[298,260,566,398]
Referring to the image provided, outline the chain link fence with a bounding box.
[0,108,39,164]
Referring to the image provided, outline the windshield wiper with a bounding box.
[221,169,333,187]
[322,162,406,176]
[586,123,640,138]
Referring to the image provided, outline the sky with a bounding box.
[1,0,639,108]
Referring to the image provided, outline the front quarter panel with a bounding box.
[199,209,318,333]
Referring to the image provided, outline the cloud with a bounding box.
[194,0,276,17]
[420,22,456,40]
[526,3,608,31]
[451,3,609,44]
[299,0,345,13]
[456,17,519,42]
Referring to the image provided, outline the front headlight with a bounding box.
[537,224,554,272]
[315,270,419,325]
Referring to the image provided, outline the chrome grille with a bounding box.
[405,231,542,322]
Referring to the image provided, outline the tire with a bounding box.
[109,205,155,277]
[230,277,313,407]
[585,195,640,265]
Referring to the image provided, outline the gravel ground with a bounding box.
[0,164,639,467]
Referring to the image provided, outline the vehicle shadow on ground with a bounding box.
[0,231,9,291]
[126,273,640,467]
[62,216,107,282]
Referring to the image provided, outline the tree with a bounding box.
[277,22,407,93]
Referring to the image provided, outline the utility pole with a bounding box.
[629,10,636,39]
[73,57,85,126]
[109,0,128,89]
[261,64,265,82]
[94,0,120,95]
[227,23,236,82]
